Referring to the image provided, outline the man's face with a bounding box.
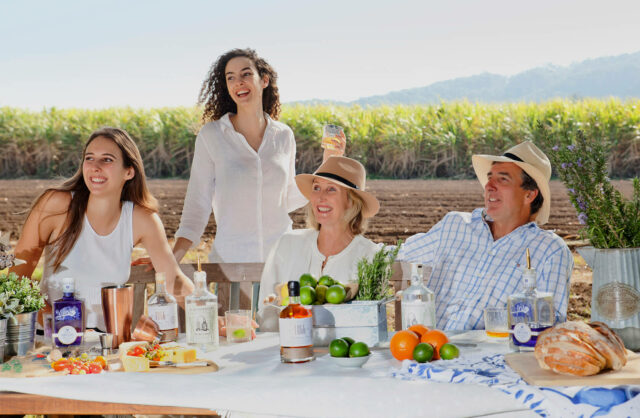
[484,162,534,225]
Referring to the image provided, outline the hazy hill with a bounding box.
[292,51,640,106]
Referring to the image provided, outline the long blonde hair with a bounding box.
[29,127,158,272]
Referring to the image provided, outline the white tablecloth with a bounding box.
[0,331,535,417]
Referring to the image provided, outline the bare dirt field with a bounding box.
[1,179,634,321]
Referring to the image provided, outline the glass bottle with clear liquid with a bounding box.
[186,258,219,351]
[147,272,178,342]
[507,248,554,351]
[401,264,436,329]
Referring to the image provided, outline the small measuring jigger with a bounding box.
[99,333,114,356]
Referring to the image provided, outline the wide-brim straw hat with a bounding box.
[296,156,380,218]
[472,141,552,225]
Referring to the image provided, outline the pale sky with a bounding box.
[2,0,639,109]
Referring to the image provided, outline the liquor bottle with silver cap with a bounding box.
[401,263,436,329]
[507,248,554,351]
[52,277,85,347]
[186,256,219,350]
[147,272,178,342]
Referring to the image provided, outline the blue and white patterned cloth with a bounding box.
[397,208,573,330]
[390,353,640,417]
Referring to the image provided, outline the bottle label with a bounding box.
[279,317,313,347]
[57,325,79,345]
[148,304,178,330]
[186,304,218,344]
[513,322,532,343]
[401,301,436,328]
[55,305,80,321]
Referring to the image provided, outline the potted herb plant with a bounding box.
[0,271,47,359]
[542,128,640,350]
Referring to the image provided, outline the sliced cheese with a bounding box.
[122,355,150,372]
[173,347,196,363]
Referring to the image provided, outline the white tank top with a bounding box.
[42,201,134,331]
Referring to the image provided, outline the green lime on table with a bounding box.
[325,285,346,304]
[439,343,460,360]
[315,284,328,303]
[300,285,316,305]
[318,275,334,287]
[299,273,317,288]
[349,342,370,357]
[413,343,434,363]
[341,337,355,347]
[329,338,350,357]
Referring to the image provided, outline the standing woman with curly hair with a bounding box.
[172,48,343,263]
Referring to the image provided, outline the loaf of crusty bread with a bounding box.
[534,321,627,376]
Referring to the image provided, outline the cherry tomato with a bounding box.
[51,359,69,372]
[128,346,145,357]
[88,363,103,374]
[94,356,107,368]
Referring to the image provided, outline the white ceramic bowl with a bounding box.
[329,354,371,368]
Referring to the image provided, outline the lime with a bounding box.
[318,275,334,287]
[299,273,317,288]
[232,328,246,339]
[325,285,346,304]
[300,285,316,305]
[341,337,355,347]
[439,343,460,360]
[315,284,328,303]
[334,281,345,288]
[413,343,434,363]
[329,338,349,357]
[349,342,370,357]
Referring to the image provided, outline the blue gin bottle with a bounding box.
[507,249,554,351]
[52,277,85,347]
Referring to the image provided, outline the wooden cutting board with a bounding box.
[505,350,640,386]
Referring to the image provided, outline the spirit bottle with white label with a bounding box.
[401,264,436,329]
[52,277,84,347]
[279,281,314,363]
[507,248,554,351]
[186,258,219,350]
[147,272,178,342]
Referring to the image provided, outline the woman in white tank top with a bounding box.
[11,127,194,330]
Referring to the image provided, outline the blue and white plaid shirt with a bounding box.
[397,208,573,331]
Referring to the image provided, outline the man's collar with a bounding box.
[479,208,538,237]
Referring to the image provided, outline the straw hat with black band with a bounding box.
[295,156,380,219]
[471,141,552,225]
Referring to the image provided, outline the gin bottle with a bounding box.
[147,272,178,342]
[52,277,84,347]
[401,264,436,329]
[279,281,314,363]
[186,258,219,350]
[507,248,554,351]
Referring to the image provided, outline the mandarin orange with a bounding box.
[421,329,449,360]
[390,330,420,361]
[408,324,430,340]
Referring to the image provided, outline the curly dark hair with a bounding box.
[198,48,281,122]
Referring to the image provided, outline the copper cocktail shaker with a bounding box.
[131,315,163,342]
[101,285,134,348]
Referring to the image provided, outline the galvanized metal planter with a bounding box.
[0,318,6,363]
[578,247,640,351]
[4,311,37,359]
[310,298,393,347]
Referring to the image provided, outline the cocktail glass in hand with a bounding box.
[321,124,345,151]
[225,310,252,343]
[484,307,509,338]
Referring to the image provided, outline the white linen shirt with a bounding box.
[397,208,573,331]
[175,113,307,262]
[257,229,381,330]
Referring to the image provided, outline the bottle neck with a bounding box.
[194,279,207,293]
[62,291,75,298]
[155,282,166,294]
[289,295,300,305]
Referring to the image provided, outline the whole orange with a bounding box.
[390,330,420,361]
[408,324,430,340]
[420,329,449,360]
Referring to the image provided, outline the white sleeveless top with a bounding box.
[42,201,134,331]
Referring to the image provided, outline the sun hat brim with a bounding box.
[295,173,380,218]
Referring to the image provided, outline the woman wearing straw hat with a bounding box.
[257,156,380,330]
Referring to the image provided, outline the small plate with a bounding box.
[329,354,371,368]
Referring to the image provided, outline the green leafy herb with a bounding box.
[356,240,402,301]
[0,271,46,318]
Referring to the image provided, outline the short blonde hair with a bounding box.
[305,189,369,235]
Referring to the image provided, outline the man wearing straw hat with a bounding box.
[398,141,573,331]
